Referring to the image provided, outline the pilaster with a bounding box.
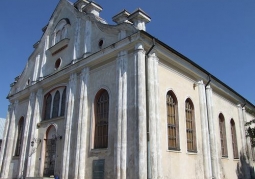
[205,85,220,179]
[40,35,49,78]
[18,92,35,178]
[147,52,159,179]
[73,17,81,60]
[115,50,128,179]
[26,89,43,177]
[237,105,246,150]
[84,21,92,56]
[62,73,77,179]
[33,55,41,84]
[74,68,89,179]
[1,100,19,178]
[134,43,147,179]
[153,54,162,179]
[197,81,212,179]
[0,105,12,174]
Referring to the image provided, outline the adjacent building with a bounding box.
[0,118,6,152]
[1,0,255,178]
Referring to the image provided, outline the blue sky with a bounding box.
[0,0,255,118]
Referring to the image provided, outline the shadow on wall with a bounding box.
[236,152,255,179]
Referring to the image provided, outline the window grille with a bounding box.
[94,90,109,149]
[166,91,179,150]
[219,114,228,157]
[185,99,196,152]
[15,117,24,156]
[231,119,238,159]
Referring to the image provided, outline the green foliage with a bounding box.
[245,119,255,147]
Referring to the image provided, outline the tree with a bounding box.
[245,119,255,147]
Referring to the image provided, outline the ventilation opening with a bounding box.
[26,79,30,86]
[98,39,104,48]
[55,58,61,69]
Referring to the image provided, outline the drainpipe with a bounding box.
[205,75,211,88]
[204,74,216,179]
[145,38,155,179]
[242,100,246,108]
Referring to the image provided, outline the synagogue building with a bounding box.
[1,0,255,179]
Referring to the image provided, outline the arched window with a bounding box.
[15,117,24,156]
[53,19,70,45]
[43,87,66,120]
[94,90,109,149]
[166,91,179,150]
[44,94,52,120]
[219,113,228,157]
[185,98,196,152]
[231,119,238,159]
[52,91,60,118]
[60,88,66,116]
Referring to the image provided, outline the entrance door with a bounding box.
[43,126,57,177]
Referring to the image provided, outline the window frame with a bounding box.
[185,98,197,152]
[15,117,25,156]
[166,91,180,151]
[93,89,109,149]
[230,119,238,159]
[43,86,66,120]
[219,113,228,157]
[53,18,70,45]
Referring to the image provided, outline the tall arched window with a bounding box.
[166,91,179,150]
[52,91,60,118]
[94,89,109,149]
[60,88,66,116]
[44,94,52,120]
[43,87,66,120]
[231,119,238,159]
[15,117,24,156]
[219,113,228,157]
[185,98,196,152]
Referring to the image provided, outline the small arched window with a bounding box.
[185,98,196,152]
[166,91,179,150]
[15,117,25,156]
[43,87,66,120]
[231,119,238,159]
[94,89,109,149]
[219,113,228,157]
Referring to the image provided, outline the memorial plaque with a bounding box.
[93,159,105,179]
